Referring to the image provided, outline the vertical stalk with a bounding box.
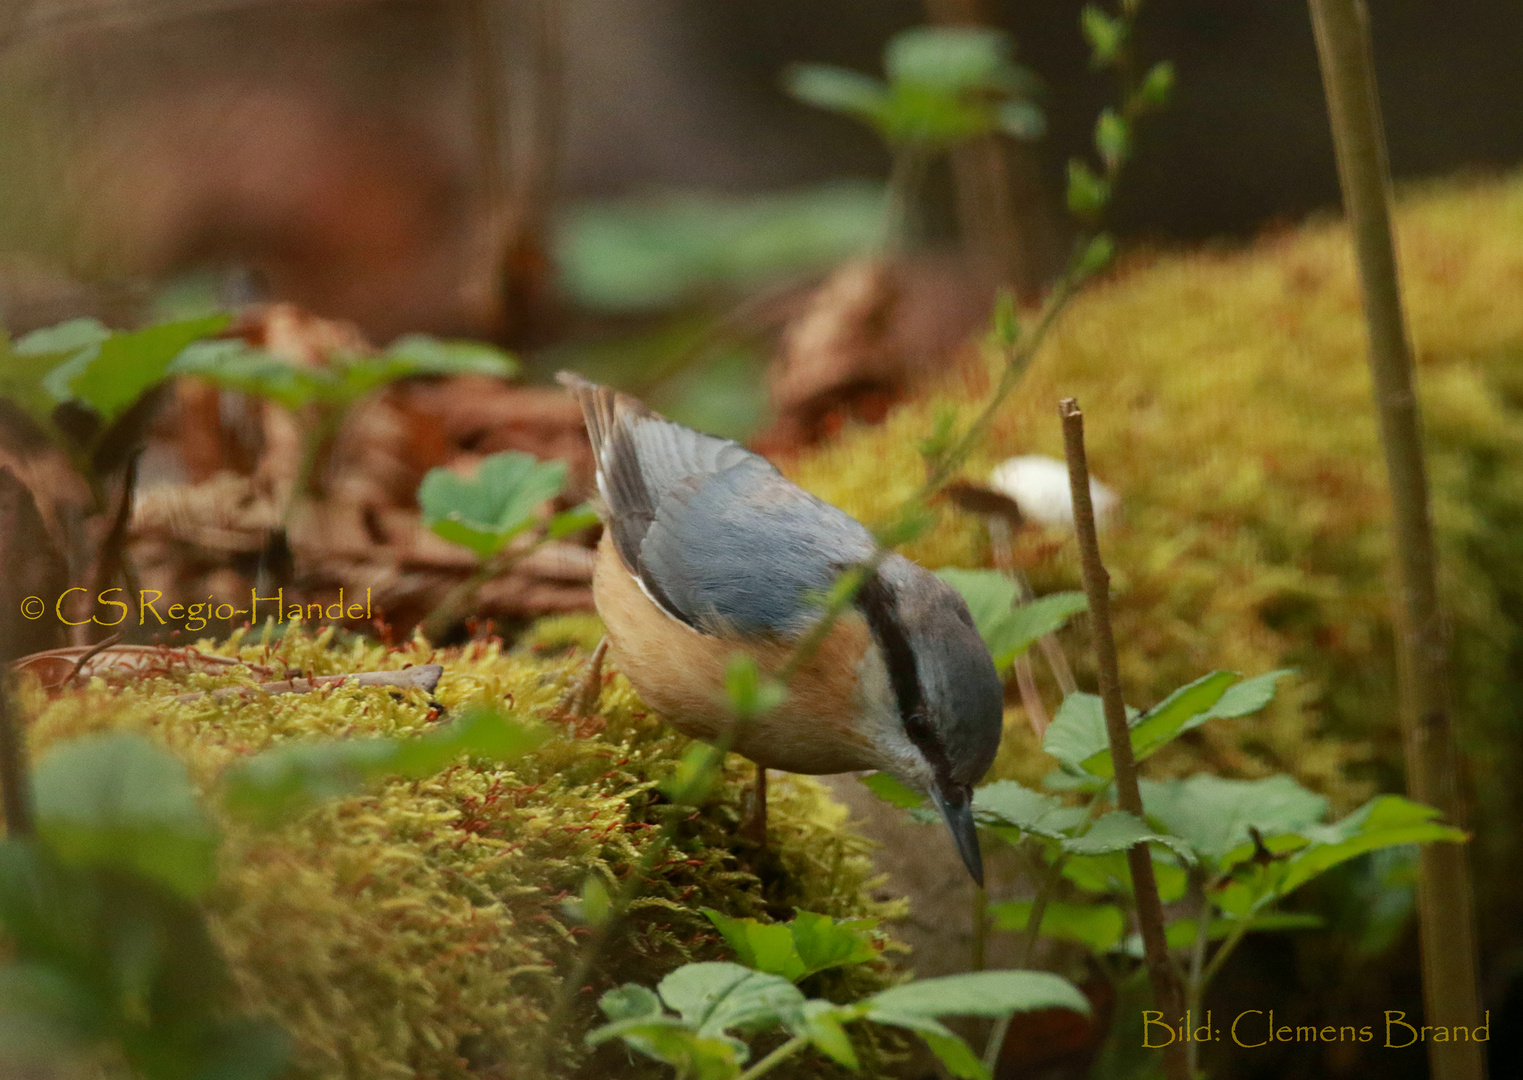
[1306,5,1484,1079]
[1060,399,1188,1080]
[0,678,32,838]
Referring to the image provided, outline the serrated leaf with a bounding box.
[936,571,1087,672]
[787,911,881,977]
[222,706,546,826]
[972,780,1070,840]
[1140,774,1327,861]
[867,969,1089,1019]
[1042,692,1136,771]
[658,962,805,1038]
[989,899,1126,952]
[32,733,220,900]
[1066,159,1110,218]
[703,910,804,982]
[1080,671,1238,778]
[1277,796,1467,896]
[1062,810,1195,863]
[419,451,568,559]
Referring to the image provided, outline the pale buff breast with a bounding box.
[592,534,884,775]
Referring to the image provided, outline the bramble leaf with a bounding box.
[989,899,1127,953]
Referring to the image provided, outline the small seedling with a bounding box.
[415,450,597,640]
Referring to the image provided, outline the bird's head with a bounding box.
[857,555,1004,885]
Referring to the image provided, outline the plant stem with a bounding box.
[736,1034,810,1080]
[971,884,988,971]
[1184,871,1211,1077]
[0,676,32,837]
[1060,399,1187,1080]
[1306,5,1484,1079]
[1198,911,1254,991]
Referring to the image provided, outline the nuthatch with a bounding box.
[559,374,1003,883]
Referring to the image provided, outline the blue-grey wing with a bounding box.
[558,372,873,637]
[639,457,875,638]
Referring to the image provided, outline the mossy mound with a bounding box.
[20,627,904,1079]
[787,173,1523,946]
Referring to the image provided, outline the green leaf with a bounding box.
[1065,159,1110,218]
[884,26,1024,93]
[786,911,881,977]
[972,780,1072,840]
[783,64,889,118]
[0,962,104,1061]
[382,334,516,379]
[867,1011,986,1080]
[584,1017,744,1079]
[661,744,724,806]
[1077,233,1116,276]
[1140,774,1327,862]
[859,772,926,810]
[703,910,804,982]
[1277,796,1467,896]
[658,962,805,1038]
[1137,60,1175,107]
[867,969,1089,1020]
[1193,669,1293,727]
[15,317,112,359]
[989,899,1126,953]
[801,1000,859,1070]
[547,503,601,540]
[32,733,220,900]
[936,570,1088,673]
[1042,692,1136,772]
[989,289,1020,348]
[222,706,547,826]
[1080,671,1238,778]
[1094,108,1130,170]
[62,315,230,425]
[419,451,569,559]
[1080,5,1127,65]
[702,909,879,984]
[600,984,664,1023]
[723,655,786,720]
[1117,913,1326,958]
[1062,810,1195,863]
[580,874,612,928]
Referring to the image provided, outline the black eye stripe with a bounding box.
[856,572,955,791]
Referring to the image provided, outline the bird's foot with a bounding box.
[551,637,609,728]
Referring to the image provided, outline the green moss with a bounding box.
[21,627,904,1079]
[786,173,1523,945]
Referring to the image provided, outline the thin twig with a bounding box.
[1060,398,1187,1080]
[0,676,32,837]
[90,453,142,635]
[1306,5,1484,1078]
[1184,870,1211,1077]
[173,665,443,704]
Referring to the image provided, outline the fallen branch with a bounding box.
[174,665,444,704]
[1061,398,1187,1080]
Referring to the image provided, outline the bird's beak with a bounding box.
[930,784,984,886]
